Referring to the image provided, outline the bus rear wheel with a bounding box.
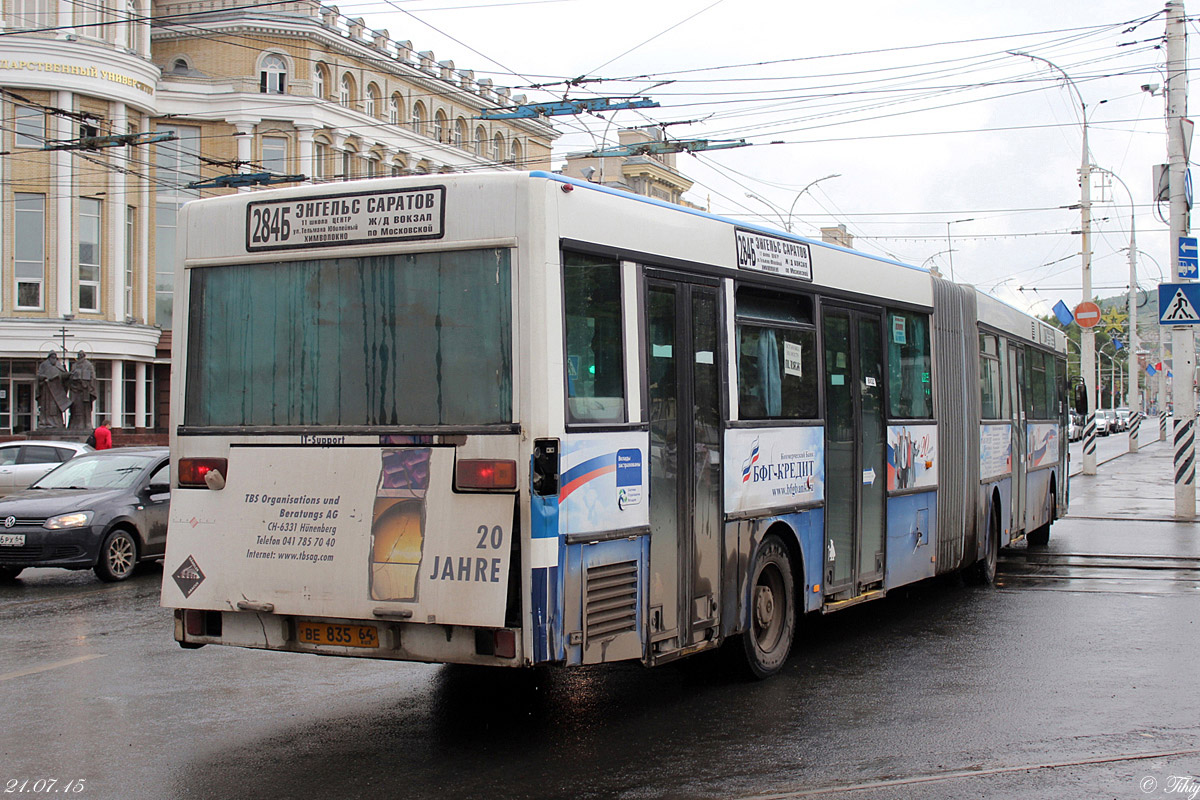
[969,502,1000,585]
[740,535,795,680]
[1028,485,1054,547]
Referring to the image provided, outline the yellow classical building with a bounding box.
[0,0,557,437]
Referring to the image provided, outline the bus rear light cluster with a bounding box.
[455,459,517,491]
[179,457,228,489]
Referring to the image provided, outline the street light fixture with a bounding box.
[946,217,974,282]
[1010,49,1098,476]
[745,172,841,233]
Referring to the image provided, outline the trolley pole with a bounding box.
[1167,0,1195,517]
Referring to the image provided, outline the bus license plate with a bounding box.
[296,621,379,648]
[0,534,24,546]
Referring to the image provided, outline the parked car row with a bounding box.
[1069,409,1143,441]
[0,446,170,583]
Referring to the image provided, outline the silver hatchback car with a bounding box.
[0,441,93,497]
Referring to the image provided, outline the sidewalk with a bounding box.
[1059,437,1200,559]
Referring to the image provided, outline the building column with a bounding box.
[233,121,256,192]
[139,139,150,323]
[134,361,147,430]
[297,124,316,184]
[136,0,151,58]
[110,101,128,321]
[56,0,74,38]
[110,359,124,428]
[56,90,74,318]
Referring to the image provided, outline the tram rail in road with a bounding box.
[997,549,1200,594]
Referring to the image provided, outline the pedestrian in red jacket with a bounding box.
[93,420,112,450]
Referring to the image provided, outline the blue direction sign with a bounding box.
[1178,236,1199,279]
[1159,282,1200,324]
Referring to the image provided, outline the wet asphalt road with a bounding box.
[2,438,1198,800]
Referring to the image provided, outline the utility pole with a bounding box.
[1167,0,1194,517]
[1127,193,1140,451]
[1080,93,1097,476]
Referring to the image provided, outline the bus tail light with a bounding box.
[456,459,517,491]
[179,457,228,489]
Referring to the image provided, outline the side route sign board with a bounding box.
[1159,282,1200,325]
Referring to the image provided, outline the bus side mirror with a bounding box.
[1073,381,1087,414]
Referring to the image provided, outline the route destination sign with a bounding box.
[245,186,445,251]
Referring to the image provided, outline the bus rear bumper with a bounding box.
[173,609,529,667]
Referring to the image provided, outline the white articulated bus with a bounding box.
[162,171,1067,678]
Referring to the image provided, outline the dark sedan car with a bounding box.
[0,447,170,582]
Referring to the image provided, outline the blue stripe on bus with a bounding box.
[530,459,562,662]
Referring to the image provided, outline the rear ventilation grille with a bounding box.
[584,560,638,641]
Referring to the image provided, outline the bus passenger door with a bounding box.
[1008,344,1026,531]
[821,306,886,600]
[645,275,723,657]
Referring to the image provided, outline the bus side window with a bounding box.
[734,287,817,421]
[563,252,625,424]
[980,332,1003,420]
[887,310,933,419]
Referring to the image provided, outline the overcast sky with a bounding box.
[348,0,1182,319]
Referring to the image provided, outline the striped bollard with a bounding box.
[1175,417,1195,490]
[1128,411,1140,453]
[1161,409,1169,442]
[1083,411,1096,471]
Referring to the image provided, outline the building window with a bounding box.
[434,109,447,142]
[154,124,201,191]
[341,148,355,180]
[9,0,51,29]
[474,125,486,157]
[366,84,379,117]
[14,194,45,309]
[313,64,326,99]
[365,157,378,178]
[170,58,189,74]
[154,203,177,328]
[391,160,404,176]
[262,136,287,174]
[454,117,466,148]
[79,198,102,312]
[77,0,100,36]
[492,133,504,161]
[125,206,136,317]
[510,139,522,166]
[339,73,353,108]
[314,140,328,181]
[389,94,400,125]
[260,54,287,94]
[123,369,137,428]
[14,105,44,149]
[411,102,424,135]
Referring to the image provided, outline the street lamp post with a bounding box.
[1011,49,1097,476]
[745,173,841,233]
[1094,165,1140,451]
[946,217,974,282]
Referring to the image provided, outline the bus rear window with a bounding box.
[184,248,512,427]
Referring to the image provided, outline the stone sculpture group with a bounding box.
[36,350,98,431]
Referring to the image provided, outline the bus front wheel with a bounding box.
[740,535,795,680]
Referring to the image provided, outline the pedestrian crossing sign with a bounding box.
[1159,283,1200,324]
